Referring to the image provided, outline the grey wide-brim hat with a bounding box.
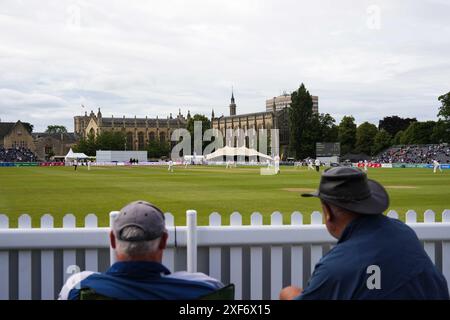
[301,166,389,215]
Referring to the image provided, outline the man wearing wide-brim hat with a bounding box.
[280,166,449,300]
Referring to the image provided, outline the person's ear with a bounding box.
[322,202,332,223]
[159,232,168,250]
[110,231,116,249]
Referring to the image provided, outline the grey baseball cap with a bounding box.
[113,200,166,241]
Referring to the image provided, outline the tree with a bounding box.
[372,130,392,155]
[45,125,68,134]
[186,114,211,152]
[73,132,96,156]
[338,116,357,155]
[288,83,314,159]
[317,113,339,142]
[355,122,378,155]
[438,91,450,121]
[378,116,417,137]
[307,113,339,156]
[96,131,126,151]
[147,140,170,159]
[431,120,450,143]
[392,130,404,145]
[401,121,436,144]
[23,122,33,133]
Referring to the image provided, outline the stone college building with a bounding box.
[212,92,319,157]
[74,109,189,151]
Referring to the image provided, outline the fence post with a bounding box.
[442,209,450,290]
[209,213,222,282]
[18,214,32,300]
[310,211,323,274]
[187,210,197,273]
[423,210,436,263]
[109,211,120,266]
[0,214,9,300]
[84,214,99,272]
[162,213,175,271]
[40,214,55,300]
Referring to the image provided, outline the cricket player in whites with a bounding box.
[274,155,280,174]
[433,159,442,173]
[364,160,369,172]
[314,158,321,172]
[307,159,315,171]
[168,160,174,172]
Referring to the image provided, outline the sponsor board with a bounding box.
[391,163,450,169]
[39,162,65,166]
[356,163,381,168]
[15,162,39,167]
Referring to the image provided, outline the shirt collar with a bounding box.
[106,261,171,279]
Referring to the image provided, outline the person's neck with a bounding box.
[116,255,161,263]
[336,214,359,239]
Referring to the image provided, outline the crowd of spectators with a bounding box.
[374,144,450,164]
[0,146,38,162]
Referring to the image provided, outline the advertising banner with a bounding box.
[0,162,15,167]
[15,162,39,167]
[39,162,65,167]
[356,162,381,168]
[391,163,449,169]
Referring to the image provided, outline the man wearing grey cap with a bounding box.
[59,200,223,300]
[280,166,449,300]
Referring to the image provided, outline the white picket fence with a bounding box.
[0,209,450,300]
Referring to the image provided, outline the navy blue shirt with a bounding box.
[296,214,449,300]
[59,261,223,300]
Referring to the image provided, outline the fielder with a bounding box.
[307,159,315,171]
[364,160,369,172]
[168,160,174,172]
[314,158,321,172]
[274,155,280,174]
[433,160,442,173]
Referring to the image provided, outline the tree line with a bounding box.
[288,84,450,159]
[71,86,449,160]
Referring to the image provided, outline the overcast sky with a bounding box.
[0,0,449,132]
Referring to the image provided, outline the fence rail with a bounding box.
[0,209,449,300]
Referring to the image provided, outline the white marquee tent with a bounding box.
[205,146,273,161]
[64,148,88,161]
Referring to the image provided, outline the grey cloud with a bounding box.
[0,0,449,132]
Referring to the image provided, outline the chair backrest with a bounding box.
[79,288,114,300]
[198,284,235,300]
[79,283,235,300]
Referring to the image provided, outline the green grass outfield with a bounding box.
[0,165,449,227]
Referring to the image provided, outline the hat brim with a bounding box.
[301,179,389,215]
